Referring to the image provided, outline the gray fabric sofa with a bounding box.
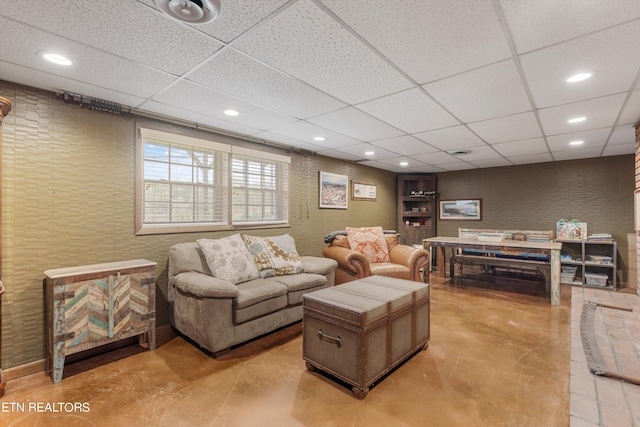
[168,241,338,356]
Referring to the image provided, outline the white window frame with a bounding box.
[135,127,291,235]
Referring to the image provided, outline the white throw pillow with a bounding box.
[197,234,260,284]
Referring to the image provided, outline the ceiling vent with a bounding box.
[155,0,221,24]
[448,149,471,156]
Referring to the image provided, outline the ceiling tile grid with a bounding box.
[0,0,638,173]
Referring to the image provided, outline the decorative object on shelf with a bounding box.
[397,175,437,246]
[556,218,587,240]
[319,171,348,209]
[351,181,376,201]
[439,199,482,221]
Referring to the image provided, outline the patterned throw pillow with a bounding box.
[197,234,260,284]
[242,234,304,278]
[346,226,391,263]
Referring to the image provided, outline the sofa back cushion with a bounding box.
[346,226,391,263]
[242,234,304,278]
[197,234,260,284]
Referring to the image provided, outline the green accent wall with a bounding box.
[0,82,397,368]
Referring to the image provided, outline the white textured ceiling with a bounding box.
[1,0,639,173]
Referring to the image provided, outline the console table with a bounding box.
[423,237,562,306]
[44,259,156,383]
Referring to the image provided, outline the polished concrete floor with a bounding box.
[3,275,574,426]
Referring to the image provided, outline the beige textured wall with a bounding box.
[0,82,397,369]
[436,156,635,285]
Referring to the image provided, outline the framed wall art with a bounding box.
[439,199,482,221]
[351,181,376,201]
[319,171,348,209]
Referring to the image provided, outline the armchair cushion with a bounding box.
[346,226,390,263]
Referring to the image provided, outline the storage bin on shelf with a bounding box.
[585,273,608,287]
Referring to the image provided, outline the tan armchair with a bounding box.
[322,229,429,285]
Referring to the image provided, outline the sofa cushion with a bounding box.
[234,279,288,309]
[197,234,260,285]
[242,234,304,277]
[269,273,328,305]
[346,226,391,263]
[234,294,288,324]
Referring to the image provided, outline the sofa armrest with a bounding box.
[390,244,429,270]
[322,246,370,276]
[172,271,240,299]
[301,256,338,275]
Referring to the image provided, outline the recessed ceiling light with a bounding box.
[569,140,584,146]
[224,109,239,116]
[364,151,375,156]
[399,161,409,166]
[313,136,325,141]
[568,117,586,123]
[41,52,72,66]
[448,149,471,156]
[566,72,593,83]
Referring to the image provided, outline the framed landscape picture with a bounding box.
[439,199,482,221]
[319,171,348,209]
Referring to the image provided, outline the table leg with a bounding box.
[438,247,446,278]
[550,249,560,306]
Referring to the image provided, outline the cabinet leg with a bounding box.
[352,386,369,399]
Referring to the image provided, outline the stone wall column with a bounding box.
[0,96,11,396]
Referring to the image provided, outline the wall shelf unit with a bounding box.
[397,175,436,246]
[558,239,617,290]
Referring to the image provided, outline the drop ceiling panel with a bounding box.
[469,158,512,168]
[0,18,176,98]
[546,128,611,152]
[356,88,459,134]
[266,120,362,149]
[552,147,604,161]
[509,152,554,165]
[521,21,640,108]
[0,61,147,108]
[144,101,263,136]
[150,81,297,130]
[537,93,626,136]
[500,0,640,53]
[607,125,636,146]
[321,0,511,84]
[375,156,427,170]
[314,149,363,162]
[413,126,486,151]
[139,0,289,43]
[370,135,439,156]
[468,112,542,144]
[603,143,635,156]
[307,107,404,142]
[252,130,326,152]
[232,0,412,104]
[618,90,640,125]
[411,151,459,165]
[188,49,346,119]
[491,138,550,157]
[437,162,478,171]
[333,143,397,160]
[424,60,532,123]
[1,0,222,75]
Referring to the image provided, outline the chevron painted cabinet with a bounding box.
[44,259,156,384]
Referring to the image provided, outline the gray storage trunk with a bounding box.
[303,275,430,398]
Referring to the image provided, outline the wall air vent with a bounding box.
[154,0,221,24]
